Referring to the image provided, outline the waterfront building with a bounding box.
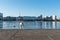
[22,16,36,21]
[38,15,42,20]
[17,16,23,21]
[0,13,3,20]
[50,16,53,20]
[55,16,57,21]
[5,16,16,21]
[45,16,53,21]
[53,15,57,20]
[0,13,3,28]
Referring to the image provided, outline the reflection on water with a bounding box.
[22,21,57,29]
[0,21,59,29]
[3,21,19,29]
[0,21,3,29]
[43,21,57,29]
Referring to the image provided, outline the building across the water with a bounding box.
[0,13,3,20]
[3,16,16,21]
[0,13,3,28]
[2,14,60,21]
[22,16,36,21]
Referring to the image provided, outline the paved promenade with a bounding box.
[0,29,60,40]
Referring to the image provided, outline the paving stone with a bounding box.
[0,29,60,40]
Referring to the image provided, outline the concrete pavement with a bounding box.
[0,29,60,40]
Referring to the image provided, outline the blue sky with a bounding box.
[0,0,60,17]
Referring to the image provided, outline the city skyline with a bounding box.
[0,0,60,17]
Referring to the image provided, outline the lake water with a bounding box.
[0,21,60,29]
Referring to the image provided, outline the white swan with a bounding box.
[20,22,23,25]
[19,21,23,29]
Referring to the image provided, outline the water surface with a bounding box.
[0,21,60,29]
